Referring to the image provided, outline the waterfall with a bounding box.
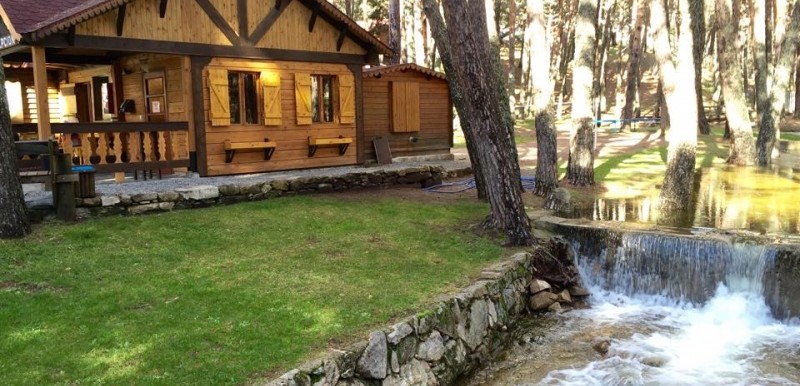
[572,232,775,305]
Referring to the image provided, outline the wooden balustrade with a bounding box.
[13,122,190,174]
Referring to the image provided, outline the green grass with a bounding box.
[0,195,502,385]
[782,132,800,141]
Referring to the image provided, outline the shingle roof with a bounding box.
[363,63,447,80]
[0,0,392,56]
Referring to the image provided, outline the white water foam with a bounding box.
[539,238,800,386]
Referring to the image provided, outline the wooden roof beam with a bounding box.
[159,0,168,18]
[116,4,127,36]
[195,0,243,46]
[308,6,319,32]
[250,0,290,45]
[336,26,346,52]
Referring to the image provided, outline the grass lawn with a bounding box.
[0,194,503,385]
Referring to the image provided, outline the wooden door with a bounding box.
[144,72,167,123]
[74,83,91,123]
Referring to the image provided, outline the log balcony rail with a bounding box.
[13,122,190,174]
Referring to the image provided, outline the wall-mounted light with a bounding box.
[409,136,418,143]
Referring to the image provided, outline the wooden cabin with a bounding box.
[362,64,453,160]
[0,0,413,177]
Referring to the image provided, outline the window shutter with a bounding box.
[261,71,282,126]
[208,68,230,126]
[392,81,420,132]
[339,74,355,124]
[294,73,312,125]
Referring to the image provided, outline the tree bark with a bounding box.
[434,0,534,246]
[422,0,489,201]
[621,0,647,130]
[566,0,597,186]
[794,50,800,118]
[0,59,31,239]
[754,0,769,117]
[529,0,560,196]
[508,0,519,109]
[756,0,800,165]
[690,0,710,134]
[651,0,699,221]
[389,0,402,64]
[716,0,757,166]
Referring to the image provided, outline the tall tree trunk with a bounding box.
[717,0,757,165]
[508,0,519,111]
[754,0,769,117]
[0,60,31,239]
[652,0,699,221]
[592,0,615,119]
[422,0,489,201]
[413,0,426,64]
[566,0,597,186]
[690,0,710,134]
[389,0,402,64]
[621,0,646,130]
[529,0,560,196]
[756,1,800,165]
[794,50,800,118]
[433,0,533,245]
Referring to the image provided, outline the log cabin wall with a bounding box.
[75,0,366,56]
[4,67,61,125]
[362,70,452,160]
[202,58,357,176]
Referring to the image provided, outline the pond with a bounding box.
[557,165,800,235]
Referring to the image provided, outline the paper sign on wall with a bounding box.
[151,101,161,113]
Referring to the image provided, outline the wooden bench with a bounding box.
[224,138,277,163]
[308,136,352,157]
[14,140,78,220]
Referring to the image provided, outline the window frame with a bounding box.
[228,71,262,126]
[310,74,336,124]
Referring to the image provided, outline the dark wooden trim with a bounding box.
[38,35,369,64]
[67,26,75,46]
[195,0,242,46]
[336,27,347,52]
[2,51,114,65]
[448,96,454,148]
[13,122,190,134]
[190,56,212,176]
[116,4,127,37]
[159,0,169,18]
[91,160,190,173]
[308,7,319,32]
[112,59,126,122]
[237,0,249,42]
[249,0,290,45]
[347,64,365,164]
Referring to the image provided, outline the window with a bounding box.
[310,75,334,123]
[228,72,260,125]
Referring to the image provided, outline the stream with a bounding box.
[466,234,800,385]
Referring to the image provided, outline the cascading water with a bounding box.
[466,229,800,386]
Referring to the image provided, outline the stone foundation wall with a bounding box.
[71,166,467,218]
[265,244,584,386]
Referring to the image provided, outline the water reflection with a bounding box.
[558,166,800,234]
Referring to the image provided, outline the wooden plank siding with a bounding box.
[74,0,366,55]
[202,58,357,176]
[4,68,61,125]
[362,71,452,159]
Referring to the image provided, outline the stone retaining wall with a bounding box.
[265,244,583,386]
[70,166,467,218]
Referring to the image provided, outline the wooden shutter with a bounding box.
[294,73,312,125]
[339,74,355,124]
[392,81,420,132]
[208,68,230,126]
[261,71,282,126]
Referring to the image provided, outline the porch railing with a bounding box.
[13,122,190,174]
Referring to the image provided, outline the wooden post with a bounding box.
[53,152,76,221]
[31,46,51,140]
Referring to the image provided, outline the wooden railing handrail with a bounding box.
[13,121,189,134]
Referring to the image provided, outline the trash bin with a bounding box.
[71,165,96,198]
